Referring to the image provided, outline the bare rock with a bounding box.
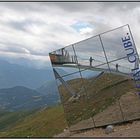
[105,125,114,134]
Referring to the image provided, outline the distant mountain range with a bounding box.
[37,80,59,95]
[0,59,101,111]
[0,86,60,111]
[0,59,61,111]
[0,59,55,89]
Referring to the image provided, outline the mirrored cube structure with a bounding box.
[49,24,140,131]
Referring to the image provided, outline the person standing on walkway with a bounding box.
[89,57,93,67]
[116,63,119,72]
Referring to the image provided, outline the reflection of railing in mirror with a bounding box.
[53,63,131,79]
[76,54,106,67]
[49,48,77,65]
[76,55,132,75]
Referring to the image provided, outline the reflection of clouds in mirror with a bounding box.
[63,72,81,81]
[81,70,102,79]
[55,67,79,74]
[101,31,136,61]
[74,37,103,52]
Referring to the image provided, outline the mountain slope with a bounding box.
[0,109,36,131]
[37,81,58,95]
[0,105,67,137]
[0,86,59,111]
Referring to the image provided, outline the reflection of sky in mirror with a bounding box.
[81,70,102,79]
[63,73,81,81]
[100,26,136,62]
[54,67,79,77]
[56,71,81,86]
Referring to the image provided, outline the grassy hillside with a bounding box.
[0,105,67,138]
[0,72,136,137]
[0,110,36,131]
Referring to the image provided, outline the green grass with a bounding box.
[0,110,36,131]
[0,105,67,138]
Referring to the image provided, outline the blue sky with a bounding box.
[71,21,92,32]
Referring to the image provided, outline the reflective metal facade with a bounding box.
[49,25,140,131]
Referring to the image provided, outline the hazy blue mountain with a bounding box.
[37,80,58,95]
[36,80,60,102]
[0,86,59,111]
[0,59,104,112]
[0,60,74,111]
[0,57,49,69]
[0,59,55,89]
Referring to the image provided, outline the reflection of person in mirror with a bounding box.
[89,57,93,67]
[116,63,119,72]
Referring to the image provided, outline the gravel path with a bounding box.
[55,119,140,138]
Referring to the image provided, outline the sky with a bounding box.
[0,2,140,68]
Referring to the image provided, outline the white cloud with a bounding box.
[79,27,93,36]
[0,2,140,68]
